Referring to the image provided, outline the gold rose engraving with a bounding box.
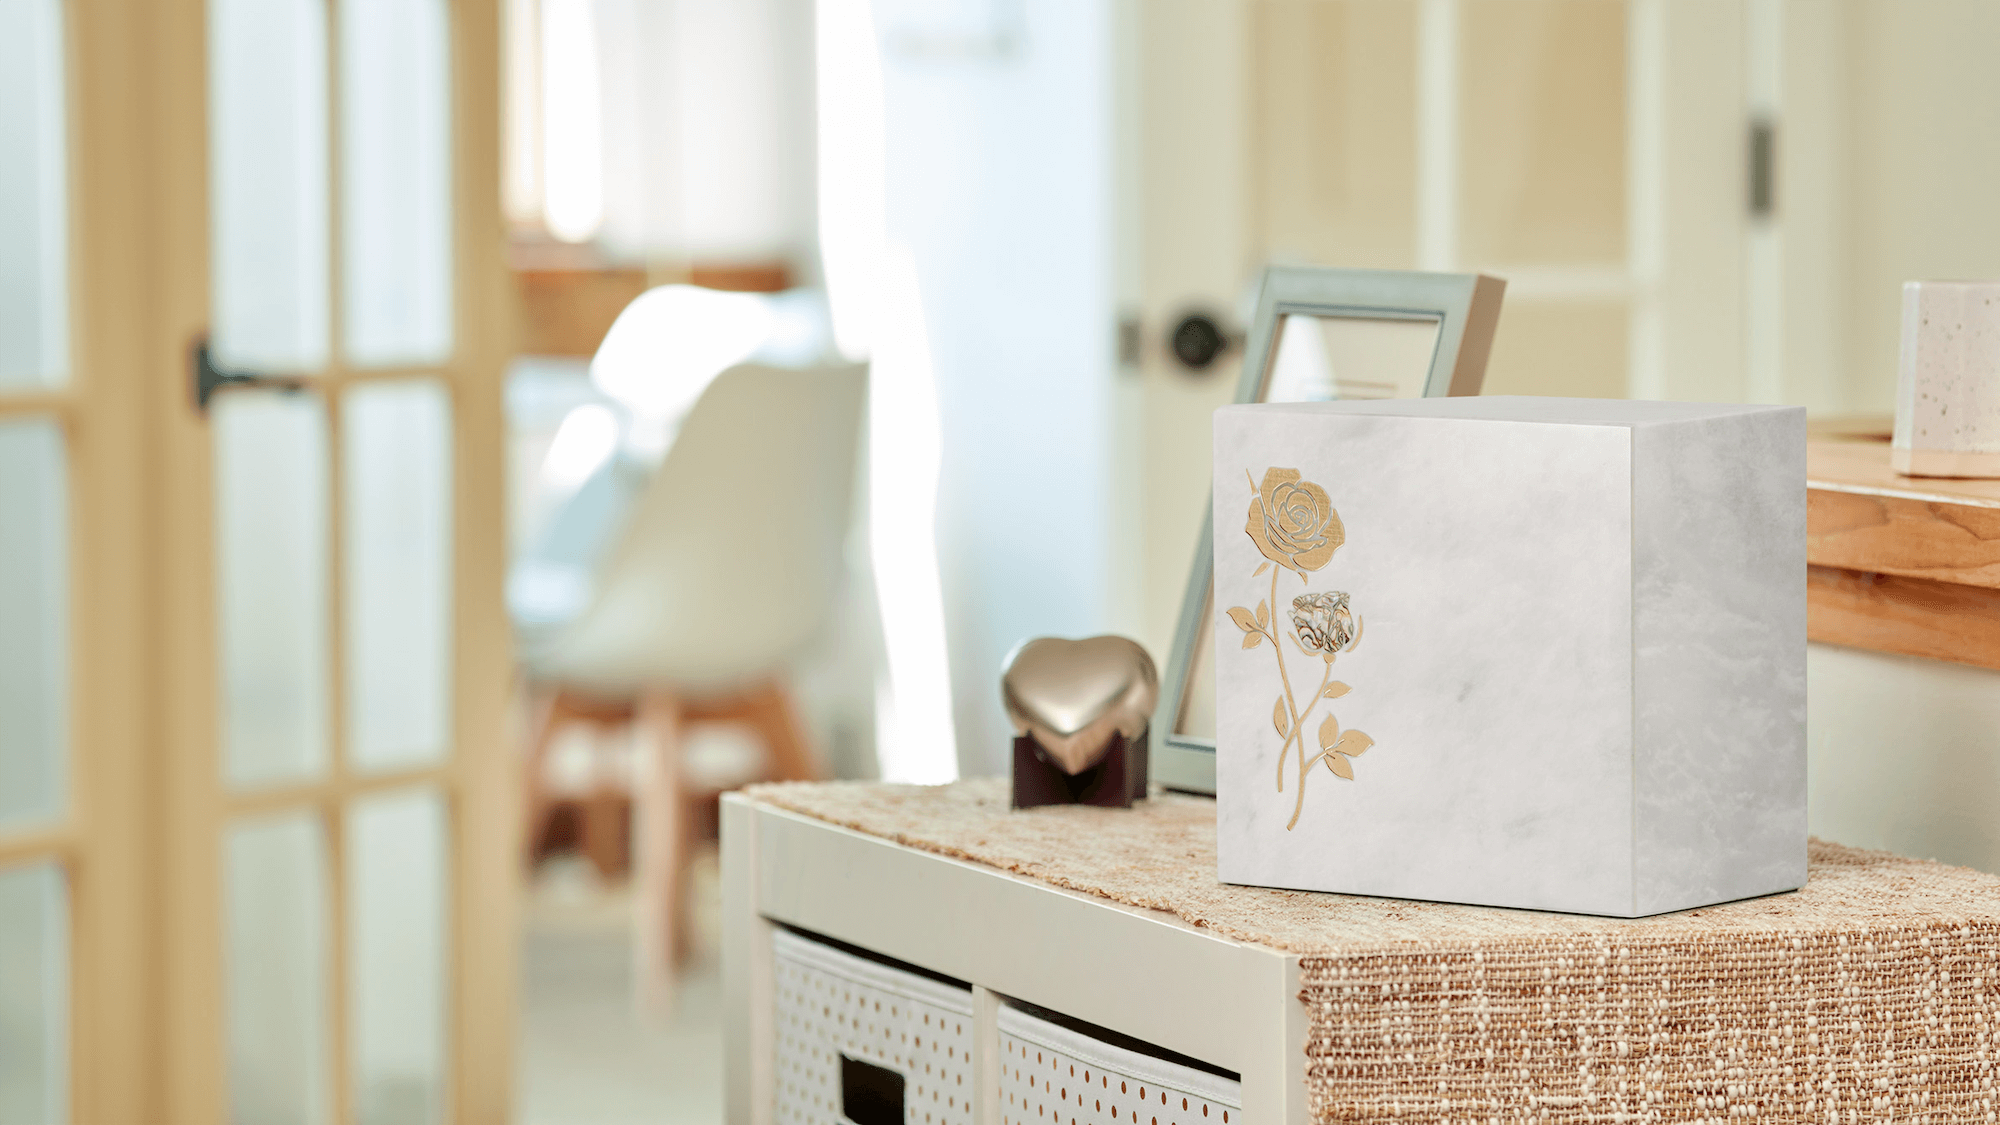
[1245,467,1343,577]
[1225,467,1376,831]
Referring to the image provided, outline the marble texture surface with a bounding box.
[1212,397,1805,917]
[1630,409,1806,913]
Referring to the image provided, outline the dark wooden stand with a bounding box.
[1010,731,1148,810]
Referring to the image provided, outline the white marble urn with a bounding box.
[1212,397,1805,917]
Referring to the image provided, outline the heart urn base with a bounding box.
[1011,733,1148,810]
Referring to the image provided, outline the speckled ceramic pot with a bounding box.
[1893,280,2000,477]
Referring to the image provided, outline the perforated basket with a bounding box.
[772,928,977,1125]
[996,1004,1240,1125]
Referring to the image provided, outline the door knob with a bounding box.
[1169,311,1233,372]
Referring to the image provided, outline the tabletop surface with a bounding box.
[746,778,2000,955]
[1810,433,2000,509]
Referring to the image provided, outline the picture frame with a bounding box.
[1151,265,1506,795]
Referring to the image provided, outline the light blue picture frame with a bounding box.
[1152,265,1506,795]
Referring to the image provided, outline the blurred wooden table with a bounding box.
[1807,420,2000,669]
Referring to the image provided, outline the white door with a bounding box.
[1128,0,1769,660]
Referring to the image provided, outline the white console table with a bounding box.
[723,781,2000,1124]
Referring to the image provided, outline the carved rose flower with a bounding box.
[1291,590,1356,655]
[1246,468,1343,575]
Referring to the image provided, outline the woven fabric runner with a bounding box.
[747,778,2000,1122]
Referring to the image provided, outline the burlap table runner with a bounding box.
[747,778,2000,1123]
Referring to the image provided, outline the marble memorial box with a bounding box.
[1212,396,1805,917]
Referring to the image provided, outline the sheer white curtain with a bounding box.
[507,0,816,262]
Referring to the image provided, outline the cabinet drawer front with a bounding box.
[773,929,976,1125]
[997,1005,1239,1125]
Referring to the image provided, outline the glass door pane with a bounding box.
[0,862,67,1125]
[226,813,331,1125]
[209,0,329,373]
[0,0,68,388]
[348,790,448,1125]
[0,417,68,829]
[340,0,452,368]
[343,381,453,772]
[215,392,332,788]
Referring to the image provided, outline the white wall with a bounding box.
[1809,645,2000,875]
[1836,1,2000,411]
[874,0,1121,776]
[1789,3,2000,877]
[1130,1,1250,668]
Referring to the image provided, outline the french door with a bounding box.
[0,1,516,1122]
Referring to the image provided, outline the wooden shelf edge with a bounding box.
[1807,564,2000,672]
[1808,437,2000,590]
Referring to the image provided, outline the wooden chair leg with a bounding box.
[739,679,820,782]
[520,686,568,869]
[580,783,629,880]
[633,689,686,1017]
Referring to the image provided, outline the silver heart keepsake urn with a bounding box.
[1001,635,1158,809]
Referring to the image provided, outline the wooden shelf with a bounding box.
[1807,436,2000,670]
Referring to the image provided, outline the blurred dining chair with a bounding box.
[516,360,867,1011]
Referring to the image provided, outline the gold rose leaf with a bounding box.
[1323,682,1350,699]
[1242,631,1263,649]
[1334,730,1375,758]
[1316,713,1340,753]
[1225,606,1259,633]
[1272,696,1289,738]
[1245,496,1280,570]
[1252,562,1269,577]
[1325,754,1354,780]
[1255,600,1268,628]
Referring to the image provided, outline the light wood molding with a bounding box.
[0,826,79,869]
[1807,564,2000,672]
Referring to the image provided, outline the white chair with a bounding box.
[517,361,867,1010]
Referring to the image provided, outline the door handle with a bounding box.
[1168,310,1235,372]
[190,335,308,413]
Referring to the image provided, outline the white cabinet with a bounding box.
[723,795,1304,1124]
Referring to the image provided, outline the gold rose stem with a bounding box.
[1286,661,1339,830]
[1286,741,1332,831]
[1271,658,1331,792]
[1269,566,1302,793]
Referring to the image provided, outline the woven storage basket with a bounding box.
[997,1003,1240,1125]
[773,928,977,1125]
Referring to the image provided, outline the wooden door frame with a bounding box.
[3,2,179,1122]
[50,0,519,1122]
